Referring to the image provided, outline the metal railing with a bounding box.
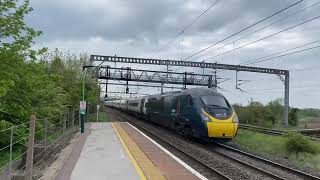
[0,109,80,180]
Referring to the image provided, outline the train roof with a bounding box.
[181,87,222,97]
[148,87,222,98]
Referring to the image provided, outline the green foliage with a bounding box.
[0,0,44,59]
[88,111,109,122]
[285,132,317,159]
[234,98,284,127]
[289,108,299,126]
[234,129,287,155]
[0,120,27,148]
[0,1,99,149]
[234,129,320,170]
[233,98,307,128]
[298,108,320,119]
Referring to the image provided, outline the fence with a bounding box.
[0,109,80,180]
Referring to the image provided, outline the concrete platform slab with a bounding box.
[113,121,205,180]
[70,123,140,180]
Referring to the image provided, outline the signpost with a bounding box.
[97,105,100,122]
[81,65,95,133]
[80,101,86,114]
[80,101,86,133]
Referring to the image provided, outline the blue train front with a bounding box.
[105,88,238,141]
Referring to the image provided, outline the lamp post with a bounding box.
[81,65,95,133]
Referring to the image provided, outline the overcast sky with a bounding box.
[27,0,320,108]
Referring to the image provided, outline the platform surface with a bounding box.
[70,123,140,180]
[114,121,201,180]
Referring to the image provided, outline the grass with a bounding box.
[0,149,23,170]
[233,129,320,170]
[87,111,109,122]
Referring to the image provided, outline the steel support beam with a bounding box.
[90,54,290,127]
[98,66,216,87]
[91,55,288,75]
[284,73,290,127]
[99,82,182,90]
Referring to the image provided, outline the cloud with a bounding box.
[26,0,320,108]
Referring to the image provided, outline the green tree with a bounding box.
[0,1,99,149]
[289,108,299,126]
[0,0,44,58]
[265,99,283,125]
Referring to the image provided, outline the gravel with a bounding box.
[226,142,320,178]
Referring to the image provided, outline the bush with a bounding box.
[285,132,317,159]
[289,108,299,126]
[0,120,28,149]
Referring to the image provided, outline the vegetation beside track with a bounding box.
[0,0,99,149]
[87,111,109,122]
[234,99,320,129]
[233,129,320,170]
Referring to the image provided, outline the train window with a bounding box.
[129,102,139,107]
[180,95,193,107]
[164,96,174,113]
[200,95,230,109]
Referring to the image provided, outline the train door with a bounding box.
[142,97,148,119]
[140,98,145,114]
[177,95,194,136]
[154,97,165,124]
[162,96,172,127]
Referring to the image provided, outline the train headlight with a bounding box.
[232,114,239,123]
[201,109,212,122]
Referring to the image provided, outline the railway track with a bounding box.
[108,108,320,180]
[239,124,320,141]
[239,124,286,135]
[214,143,320,180]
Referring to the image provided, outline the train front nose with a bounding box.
[207,121,238,138]
[202,111,238,138]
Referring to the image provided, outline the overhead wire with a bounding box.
[181,0,304,61]
[210,39,320,75]
[191,1,320,62]
[201,15,320,62]
[242,45,320,65]
[153,0,222,56]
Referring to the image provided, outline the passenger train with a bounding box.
[105,88,238,141]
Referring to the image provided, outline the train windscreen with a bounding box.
[200,95,232,119]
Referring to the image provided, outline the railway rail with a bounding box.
[239,124,286,135]
[239,124,320,141]
[108,108,320,180]
[215,143,320,180]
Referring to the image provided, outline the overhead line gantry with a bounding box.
[90,55,290,127]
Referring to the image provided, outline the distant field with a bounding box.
[298,117,320,129]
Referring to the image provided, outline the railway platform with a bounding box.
[53,121,205,180]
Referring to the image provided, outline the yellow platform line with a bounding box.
[112,122,166,180]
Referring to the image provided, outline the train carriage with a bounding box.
[105,88,238,141]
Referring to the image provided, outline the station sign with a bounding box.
[80,101,86,114]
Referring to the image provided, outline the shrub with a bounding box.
[0,120,28,149]
[285,132,317,159]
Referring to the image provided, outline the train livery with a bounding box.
[105,88,238,141]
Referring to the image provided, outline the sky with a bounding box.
[26,0,320,108]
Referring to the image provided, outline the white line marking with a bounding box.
[119,146,125,160]
[127,122,208,180]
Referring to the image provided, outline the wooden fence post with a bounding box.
[63,113,66,136]
[25,115,36,180]
[72,110,75,133]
